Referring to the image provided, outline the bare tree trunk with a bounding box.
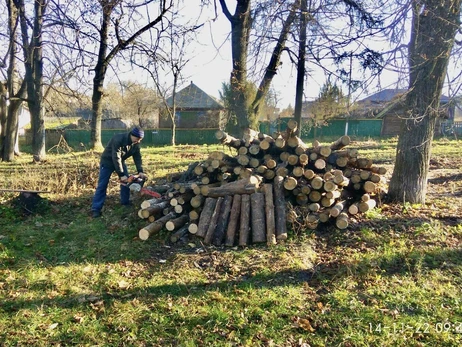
[2,0,26,161]
[89,1,172,150]
[220,0,251,135]
[293,0,307,136]
[219,0,298,137]
[388,0,461,204]
[18,0,47,161]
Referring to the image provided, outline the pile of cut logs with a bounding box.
[136,120,387,246]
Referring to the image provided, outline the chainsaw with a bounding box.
[120,175,161,198]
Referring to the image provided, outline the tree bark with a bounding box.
[388,0,461,204]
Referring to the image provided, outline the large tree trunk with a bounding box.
[2,0,25,161]
[219,0,297,137]
[221,0,251,135]
[90,3,112,151]
[19,0,47,161]
[293,0,307,136]
[388,0,461,204]
[89,1,171,150]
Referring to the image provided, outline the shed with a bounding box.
[356,89,454,136]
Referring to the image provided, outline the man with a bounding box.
[91,127,147,218]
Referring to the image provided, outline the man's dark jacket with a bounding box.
[100,132,144,177]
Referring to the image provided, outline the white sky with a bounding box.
[115,0,461,109]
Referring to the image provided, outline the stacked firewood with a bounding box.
[136,120,387,246]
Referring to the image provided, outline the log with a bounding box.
[212,195,233,246]
[335,212,349,229]
[204,197,224,245]
[363,181,377,193]
[215,130,243,148]
[296,193,309,205]
[189,208,202,221]
[262,184,276,245]
[140,197,166,209]
[348,202,360,215]
[165,214,189,231]
[304,169,315,180]
[195,197,218,238]
[190,194,205,208]
[329,200,347,217]
[225,195,242,247]
[170,224,190,243]
[139,200,170,218]
[250,192,266,243]
[188,223,198,234]
[330,135,351,150]
[314,158,326,170]
[239,194,251,246]
[283,176,298,191]
[205,177,261,198]
[273,175,287,241]
[358,199,377,213]
[139,212,177,241]
[311,176,324,190]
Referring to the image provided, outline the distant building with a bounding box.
[355,88,455,136]
[162,82,225,129]
[76,108,132,129]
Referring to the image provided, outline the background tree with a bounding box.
[388,0,462,204]
[1,0,27,161]
[218,0,298,137]
[74,0,173,150]
[293,0,307,136]
[310,81,349,125]
[120,81,160,128]
[16,0,47,161]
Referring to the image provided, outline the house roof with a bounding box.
[166,82,224,110]
[360,88,451,103]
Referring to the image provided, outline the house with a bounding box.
[356,88,456,136]
[162,82,225,129]
[76,108,132,129]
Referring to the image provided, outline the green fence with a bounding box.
[61,120,383,149]
[63,128,219,148]
[272,118,383,139]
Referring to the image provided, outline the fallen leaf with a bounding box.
[293,316,315,332]
[48,322,59,330]
[118,280,130,289]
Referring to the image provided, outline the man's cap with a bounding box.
[131,127,144,139]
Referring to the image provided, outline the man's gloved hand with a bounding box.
[138,172,147,179]
[120,175,129,183]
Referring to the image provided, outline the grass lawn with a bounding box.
[0,139,461,346]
